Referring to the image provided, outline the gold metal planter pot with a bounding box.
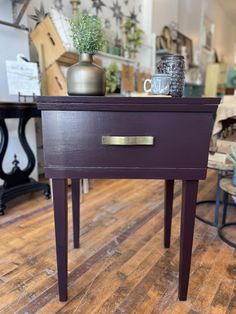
[67,53,106,96]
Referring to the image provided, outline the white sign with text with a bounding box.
[6,60,40,96]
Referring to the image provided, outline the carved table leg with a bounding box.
[71,179,80,249]
[0,119,9,214]
[0,117,51,213]
[18,117,35,179]
[52,179,68,302]
[18,118,50,199]
[179,180,199,301]
[164,180,174,248]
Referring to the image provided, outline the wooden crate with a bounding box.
[30,15,79,69]
[45,57,103,96]
[45,62,67,96]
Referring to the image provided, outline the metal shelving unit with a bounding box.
[0,0,30,31]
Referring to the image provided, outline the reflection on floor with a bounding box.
[0,171,236,313]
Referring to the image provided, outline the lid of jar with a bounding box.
[161,55,184,60]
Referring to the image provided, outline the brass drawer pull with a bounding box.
[102,136,154,146]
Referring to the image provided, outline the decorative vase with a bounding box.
[67,53,106,96]
[157,55,185,97]
[232,168,236,186]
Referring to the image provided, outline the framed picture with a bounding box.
[176,32,193,66]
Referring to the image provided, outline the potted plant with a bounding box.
[67,13,106,95]
[122,17,144,59]
[106,61,119,94]
[226,147,236,186]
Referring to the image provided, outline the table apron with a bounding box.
[45,167,207,180]
[42,111,213,170]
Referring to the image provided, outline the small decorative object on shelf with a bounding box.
[226,148,236,186]
[114,36,123,56]
[162,26,172,51]
[67,13,106,96]
[106,34,123,56]
[157,55,185,97]
[122,17,144,59]
[105,29,117,55]
[176,31,193,66]
[156,24,178,55]
[106,61,119,94]
[70,0,80,19]
[144,74,171,95]
[156,37,168,51]
[122,64,135,93]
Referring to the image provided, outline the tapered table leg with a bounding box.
[52,179,68,302]
[71,179,80,249]
[179,180,199,301]
[164,180,174,248]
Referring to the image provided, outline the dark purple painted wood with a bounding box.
[37,96,221,103]
[164,180,174,248]
[37,96,220,112]
[36,96,220,302]
[71,179,80,249]
[42,111,214,179]
[179,180,199,301]
[45,167,206,180]
[52,179,68,302]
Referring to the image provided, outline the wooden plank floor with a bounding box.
[0,170,236,314]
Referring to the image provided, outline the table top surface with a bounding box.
[0,102,36,108]
[37,96,221,113]
[0,102,39,118]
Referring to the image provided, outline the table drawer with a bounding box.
[42,111,213,171]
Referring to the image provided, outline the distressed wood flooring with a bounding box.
[0,170,236,313]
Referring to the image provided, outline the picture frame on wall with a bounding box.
[176,31,193,66]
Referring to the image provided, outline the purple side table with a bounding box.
[37,96,220,302]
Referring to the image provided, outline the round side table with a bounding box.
[196,160,233,226]
[218,178,236,248]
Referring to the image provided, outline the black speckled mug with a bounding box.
[157,55,185,97]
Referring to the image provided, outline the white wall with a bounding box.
[151,0,236,67]
[178,0,236,66]
[205,0,236,65]
[137,0,154,71]
[0,0,38,180]
[178,0,203,52]
[152,0,179,35]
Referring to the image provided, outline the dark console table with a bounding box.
[37,96,220,302]
[0,102,50,214]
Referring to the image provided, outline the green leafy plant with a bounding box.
[106,62,119,94]
[123,18,144,57]
[226,147,236,165]
[70,13,106,54]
